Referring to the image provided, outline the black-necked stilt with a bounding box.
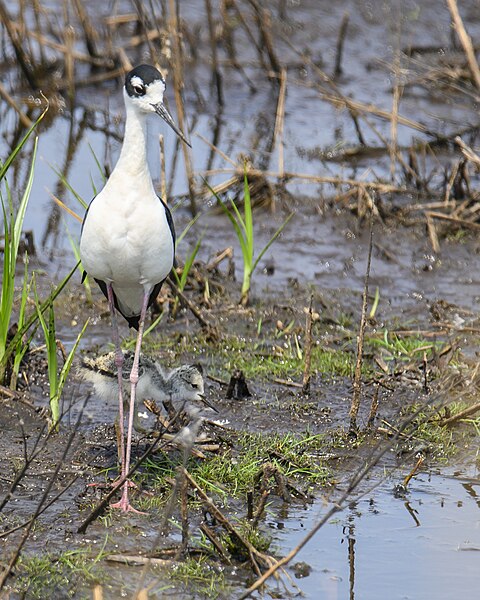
[79,351,216,433]
[79,64,191,512]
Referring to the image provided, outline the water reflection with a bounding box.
[271,471,480,600]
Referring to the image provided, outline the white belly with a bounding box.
[80,186,174,316]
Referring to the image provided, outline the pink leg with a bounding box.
[111,289,150,514]
[106,285,125,475]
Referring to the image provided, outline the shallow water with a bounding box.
[268,468,480,600]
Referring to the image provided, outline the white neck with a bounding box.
[112,91,151,181]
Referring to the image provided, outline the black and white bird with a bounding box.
[79,351,215,433]
[79,64,190,512]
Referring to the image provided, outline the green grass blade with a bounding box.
[0,106,48,182]
[88,143,107,184]
[176,212,202,247]
[50,165,88,210]
[13,136,39,264]
[65,224,92,302]
[243,171,254,264]
[55,318,89,405]
[227,195,247,235]
[252,212,294,273]
[0,198,13,360]
[179,236,202,291]
[11,255,32,388]
[1,262,79,370]
[34,281,59,428]
[216,197,250,266]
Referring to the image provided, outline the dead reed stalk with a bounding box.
[446,0,480,90]
[159,134,167,203]
[349,221,374,433]
[390,55,402,182]
[440,401,480,426]
[402,455,424,489]
[0,0,37,89]
[168,0,197,215]
[71,0,100,58]
[334,11,349,78]
[205,0,224,106]
[302,295,314,395]
[367,384,379,429]
[247,0,282,78]
[273,67,287,179]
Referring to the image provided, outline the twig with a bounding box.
[196,132,237,166]
[333,11,349,78]
[446,0,480,89]
[106,555,174,567]
[349,220,374,433]
[302,295,314,394]
[425,210,480,231]
[200,523,232,563]
[205,0,223,106]
[455,135,480,168]
[440,401,480,426]
[166,277,220,337]
[183,468,275,574]
[159,134,167,203]
[366,384,379,429]
[402,455,424,489]
[168,0,196,215]
[0,82,33,128]
[425,212,440,254]
[273,68,287,178]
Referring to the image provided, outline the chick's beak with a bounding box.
[153,102,191,147]
[198,393,218,413]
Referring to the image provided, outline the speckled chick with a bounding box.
[78,351,213,432]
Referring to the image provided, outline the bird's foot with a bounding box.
[109,498,147,514]
[110,481,148,514]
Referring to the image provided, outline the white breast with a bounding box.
[80,173,174,315]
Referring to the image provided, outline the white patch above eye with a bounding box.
[144,79,166,102]
[130,76,144,88]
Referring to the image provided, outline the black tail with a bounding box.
[94,278,165,331]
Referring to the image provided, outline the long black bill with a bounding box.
[153,102,191,147]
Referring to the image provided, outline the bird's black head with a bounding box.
[123,64,191,147]
[125,64,165,98]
